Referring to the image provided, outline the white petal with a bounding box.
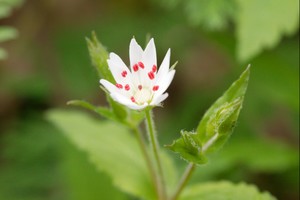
[156,49,170,81]
[142,38,157,71]
[100,79,117,94]
[111,92,148,110]
[151,93,169,106]
[152,70,175,99]
[107,53,131,84]
[129,38,143,70]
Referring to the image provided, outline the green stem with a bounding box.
[170,163,196,200]
[145,109,166,200]
[132,126,160,199]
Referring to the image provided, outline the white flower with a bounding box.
[100,38,175,110]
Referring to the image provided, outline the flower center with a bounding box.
[133,87,152,105]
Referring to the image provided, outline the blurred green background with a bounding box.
[0,0,299,200]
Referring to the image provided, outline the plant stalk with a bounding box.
[132,126,160,199]
[170,163,196,200]
[145,109,167,200]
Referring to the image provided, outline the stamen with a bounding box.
[133,64,139,72]
[116,83,123,89]
[131,96,136,102]
[152,65,157,72]
[121,71,127,77]
[125,84,130,91]
[148,71,155,80]
[153,85,159,91]
[138,62,145,69]
[138,85,142,90]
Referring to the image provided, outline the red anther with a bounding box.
[125,84,130,91]
[152,65,157,72]
[121,70,127,77]
[138,62,145,69]
[138,85,142,90]
[116,83,123,89]
[131,96,136,102]
[133,64,139,72]
[148,71,155,80]
[153,85,159,91]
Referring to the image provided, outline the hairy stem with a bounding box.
[145,109,166,200]
[132,126,160,199]
[170,163,196,200]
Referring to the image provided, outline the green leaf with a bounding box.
[46,110,178,199]
[167,66,250,164]
[196,66,249,146]
[0,0,23,6]
[106,95,128,121]
[198,97,243,153]
[180,181,276,200]
[0,27,18,42]
[47,109,154,199]
[236,0,299,62]
[185,0,236,30]
[61,137,129,200]
[0,5,11,18]
[86,31,115,83]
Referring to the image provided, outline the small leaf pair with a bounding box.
[167,65,250,164]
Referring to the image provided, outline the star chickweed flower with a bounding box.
[100,38,175,110]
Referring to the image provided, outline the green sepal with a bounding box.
[67,100,118,121]
[126,109,145,127]
[67,99,144,127]
[106,95,128,121]
[86,31,114,83]
[167,66,250,164]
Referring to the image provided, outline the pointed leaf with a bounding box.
[196,66,250,143]
[180,181,276,200]
[46,110,178,199]
[46,110,155,199]
[167,66,250,164]
[86,31,114,83]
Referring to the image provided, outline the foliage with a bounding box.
[46,110,178,200]
[236,0,299,62]
[46,109,278,199]
[0,0,23,59]
[86,31,115,83]
[1,1,298,199]
[0,114,130,200]
[61,136,129,200]
[155,0,299,62]
[180,181,275,200]
[166,66,249,164]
